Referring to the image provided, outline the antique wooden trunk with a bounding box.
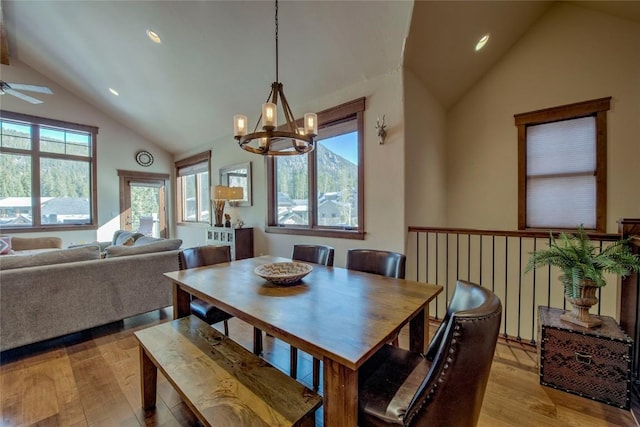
[539,306,633,409]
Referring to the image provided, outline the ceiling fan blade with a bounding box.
[0,0,9,66]
[7,83,53,94]
[5,88,43,104]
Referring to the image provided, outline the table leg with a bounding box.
[409,306,429,353]
[323,358,358,427]
[173,282,191,319]
[139,346,157,410]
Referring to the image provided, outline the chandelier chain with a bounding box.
[275,0,279,83]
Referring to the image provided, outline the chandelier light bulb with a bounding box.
[304,113,318,135]
[234,114,248,137]
[262,103,277,128]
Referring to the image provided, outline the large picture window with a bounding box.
[175,151,210,223]
[267,98,365,239]
[514,97,610,232]
[0,111,98,231]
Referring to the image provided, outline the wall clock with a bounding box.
[136,150,154,167]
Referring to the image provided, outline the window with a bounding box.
[175,151,210,223]
[514,97,610,232]
[0,111,98,231]
[267,98,365,239]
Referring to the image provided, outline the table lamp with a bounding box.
[212,185,243,227]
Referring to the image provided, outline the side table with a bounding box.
[538,306,633,409]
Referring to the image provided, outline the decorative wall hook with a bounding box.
[375,115,387,144]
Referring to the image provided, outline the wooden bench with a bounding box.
[134,315,322,426]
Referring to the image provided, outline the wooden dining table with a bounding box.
[164,255,442,427]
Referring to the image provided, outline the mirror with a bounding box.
[220,162,252,206]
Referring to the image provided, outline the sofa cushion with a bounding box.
[134,236,164,246]
[11,236,62,251]
[0,236,12,255]
[0,245,101,270]
[104,239,182,258]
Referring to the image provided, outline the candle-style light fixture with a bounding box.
[233,0,317,156]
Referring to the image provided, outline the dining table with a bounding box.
[164,255,442,427]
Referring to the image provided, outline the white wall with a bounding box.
[446,3,640,232]
[1,60,175,246]
[176,69,407,267]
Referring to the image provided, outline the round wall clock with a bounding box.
[136,150,154,167]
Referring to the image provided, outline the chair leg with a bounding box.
[253,327,263,355]
[392,335,399,347]
[223,320,229,336]
[290,346,298,378]
[312,357,320,391]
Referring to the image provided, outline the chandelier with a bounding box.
[233,0,317,156]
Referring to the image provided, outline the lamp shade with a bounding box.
[212,185,244,201]
[228,186,244,200]
[212,185,230,200]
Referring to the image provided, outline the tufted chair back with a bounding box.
[346,249,406,279]
[292,244,335,266]
[358,280,501,427]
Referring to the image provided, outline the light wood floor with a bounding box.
[1,308,636,427]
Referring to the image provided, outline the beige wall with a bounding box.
[446,3,640,232]
[176,69,407,267]
[0,60,175,246]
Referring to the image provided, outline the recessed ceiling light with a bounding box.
[146,29,161,44]
[109,88,119,96]
[475,34,490,52]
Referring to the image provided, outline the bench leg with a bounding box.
[253,327,263,355]
[139,346,158,410]
[290,346,298,378]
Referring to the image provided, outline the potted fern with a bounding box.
[526,225,640,328]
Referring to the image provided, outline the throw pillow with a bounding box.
[104,239,182,258]
[134,236,163,246]
[0,236,12,255]
[113,230,144,246]
[0,245,101,270]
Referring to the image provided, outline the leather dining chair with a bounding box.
[346,248,406,280]
[288,244,335,390]
[178,245,233,336]
[347,248,406,347]
[357,280,502,427]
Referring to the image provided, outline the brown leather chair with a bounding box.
[289,244,335,390]
[347,248,406,348]
[178,245,233,336]
[346,248,406,279]
[358,280,502,427]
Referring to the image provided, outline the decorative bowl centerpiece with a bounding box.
[254,262,313,286]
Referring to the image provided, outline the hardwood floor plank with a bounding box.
[1,308,636,427]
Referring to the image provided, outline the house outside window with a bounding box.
[175,151,210,223]
[514,97,610,232]
[266,98,365,239]
[0,111,98,231]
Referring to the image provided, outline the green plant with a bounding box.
[525,226,640,298]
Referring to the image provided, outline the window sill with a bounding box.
[265,226,365,240]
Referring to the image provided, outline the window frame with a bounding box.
[266,97,365,240]
[514,97,610,232]
[175,150,211,224]
[0,110,98,232]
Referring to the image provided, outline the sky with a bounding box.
[321,131,358,165]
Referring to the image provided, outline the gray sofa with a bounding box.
[0,237,182,351]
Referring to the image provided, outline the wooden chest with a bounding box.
[538,306,633,409]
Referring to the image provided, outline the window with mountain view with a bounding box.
[267,98,365,239]
[0,111,98,231]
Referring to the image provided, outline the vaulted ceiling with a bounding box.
[1,1,638,155]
